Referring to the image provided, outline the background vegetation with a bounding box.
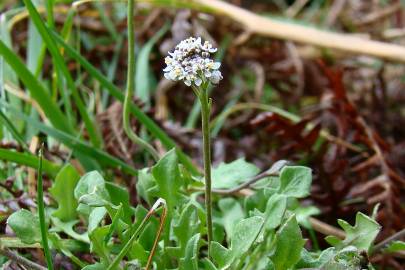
[0,0,404,269]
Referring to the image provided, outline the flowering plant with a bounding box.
[163,37,223,259]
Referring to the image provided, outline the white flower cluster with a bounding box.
[163,37,223,87]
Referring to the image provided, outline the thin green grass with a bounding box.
[0,40,73,134]
[23,0,103,148]
[0,148,60,177]
[0,101,138,176]
[37,145,54,270]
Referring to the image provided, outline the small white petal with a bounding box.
[194,77,202,86]
[169,71,177,80]
[212,62,221,69]
[210,71,222,84]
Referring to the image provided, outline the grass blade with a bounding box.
[1,101,137,176]
[135,22,169,108]
[101,36,123,108]
[0,148,60,177]
[1,10,23,134]
[0,40,73,134]
[22,0,103,148]
[37,145,54,270]
[0,110,29,151]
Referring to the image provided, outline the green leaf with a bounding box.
[210,216,264,269]
[152,149,185,213]
[326,212,381,252]
[384,241,405,253]
[202,258,219,270]
[125,205,157,254]
[50,216,89,243]
[104,204,124,244]
[322,246,364,270]
[230,216,264,260]
[82,263,105,270]
[173,203,200,254]
[244,188,276,213]
[7,209,41,244]
[294,205,321,228]
[270,215,305,270]
[75,171,105,200]
[325,235,341,247]
[88,207,107,234]
[278,166,312,198]
[296,248,335,268]
[105,182,132,223]
[89,226,111,264]
[210,241,232,269]
[127,242,148,264]
[179,233,200,270]
[79,186,111,208]
[74,172,111,218]
[212,158,260,189]
[218,198,244,239]
[136,168,156,205]
[263,194,287,230]
[49,164,81,221]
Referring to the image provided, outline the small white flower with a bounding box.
[163,37,223,87]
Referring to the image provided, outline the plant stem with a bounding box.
[198,84,213,259]
[123,0,159,161]
[373,228,405,253]
[145,201,167,270]
[37,145,54,270]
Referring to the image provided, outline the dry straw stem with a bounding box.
[10,0,405,61]
[191,0,405,63]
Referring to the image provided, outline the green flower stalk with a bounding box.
[163,37,223,258]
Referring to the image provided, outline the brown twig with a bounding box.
[203,160,289,195]
[373,228,405,253]
[285,0,310,18]
[210,171,279,195]
[145,199,167,270]
[0,248,47,270]
[308,217,345,240]
[324,0,346,27]
[353,2,401,26]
